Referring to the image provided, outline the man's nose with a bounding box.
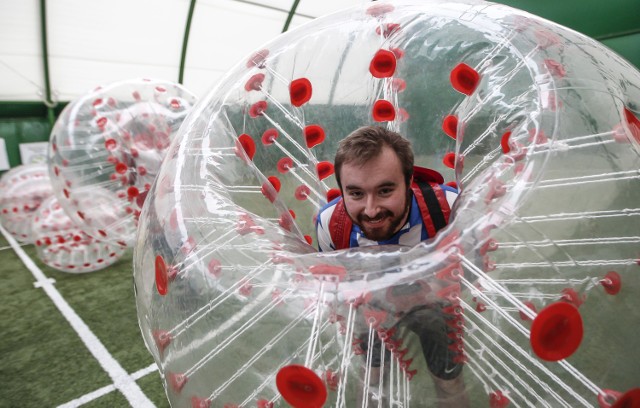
[364,195,379,217]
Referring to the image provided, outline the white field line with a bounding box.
[57,364,159,408]
[0,225,156,408]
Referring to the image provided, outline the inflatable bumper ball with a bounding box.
[134,1,640,407]
[31,195,127,273]
[48,78,197,248]
[0,163,53,243]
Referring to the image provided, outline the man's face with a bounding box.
[340,146,411,241]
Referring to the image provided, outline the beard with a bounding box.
[351,193,411,242]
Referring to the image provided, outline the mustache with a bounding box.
[359,210,393,223]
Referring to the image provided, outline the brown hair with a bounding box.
[334,126,414,189]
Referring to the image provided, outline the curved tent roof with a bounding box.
[0,0,638,165]
[2,0,638,104]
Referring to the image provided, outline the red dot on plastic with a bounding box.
[304,125,325,148]
[290,78,313,107]
[560,287,585,308]
[155,255,168,296]
[623,107,640,143]
[600,271,622,295]
[316,161,334,180]
[366,3,394,17]
[295,185,311,201]
[261,128,278,145]
[443,152,456,169]
[236,134,256,161]
[442,115,458,139]
[246,49,269,68]
[369,49,397,78]
[257,399,273,408]
[519,300,537,321]
[544,59,566,78]
[489,390,510,408]
[530,301,583,361]
[450,62,480,96]
[170,98,181,109]
[279,212,293,231]
[168,372,187,392]
[105,139,117,150]
[327,188,341,202]
[249,101,268,118]
[391,78,406,92]
[267,176,281,192]
[96,116,108,129]
[390,47,404,60]
[501,131,512,154]
[304,235,313,245]
[127,186,139,198]
[276,365,327,408]
[244,73,265,92]
[277,157,294,174]
[152,330,172,354]
[611,388,640,408]
[376,23,401,38]
[115,162,128,174]
[372,100,396,122]
[446,181,458,190]
[261,176,281,203]
[207,258,222,278]
[397,108,410,122]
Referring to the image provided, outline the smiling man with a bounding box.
[315,125,468,407]
[316,125,458,250]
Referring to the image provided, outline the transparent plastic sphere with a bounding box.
[48,78,197,247]
[31,195,127,273]
[134,1,640,407]
[0,163,53,243]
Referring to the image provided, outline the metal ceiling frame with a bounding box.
[38,0,55,125]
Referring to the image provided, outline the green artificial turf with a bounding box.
[0,233,167,407]
[137,372,171,408]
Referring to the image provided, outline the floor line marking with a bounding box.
[0,225,155,408]
[56,364,159,408]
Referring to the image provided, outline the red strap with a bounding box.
[431,182,451,224]
[412,180,452,237]
[328,171,452,248]
[328,199,352,250]
[411,182,437,238]
[413,166,444,184]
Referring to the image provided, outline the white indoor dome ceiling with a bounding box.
[1,0,368,102]
[1,0,638,104]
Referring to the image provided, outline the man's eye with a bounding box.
[379,188,393,196]
[348,191,363,199]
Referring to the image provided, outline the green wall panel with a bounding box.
[0,119,52,169]
[602,32,640,69]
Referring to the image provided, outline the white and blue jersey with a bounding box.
[316,185,458,252]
